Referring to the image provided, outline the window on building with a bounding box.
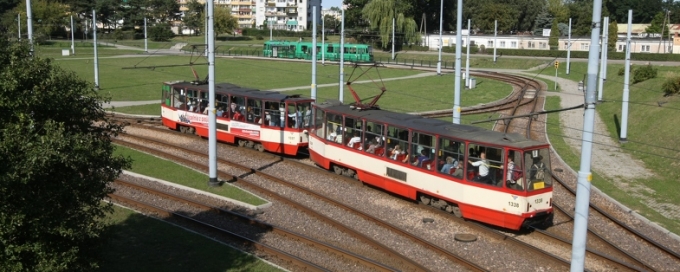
[580,43,589,50]
[487,40,493,47]
[641,45,650,52]
[510,41,517,48]
[500,41,506,48]
[539,42,547,49]
[528,41,535,48]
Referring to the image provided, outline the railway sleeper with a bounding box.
[419,193,462,218]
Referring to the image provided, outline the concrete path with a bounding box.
[104,100,159,109]
[271,71,439,92]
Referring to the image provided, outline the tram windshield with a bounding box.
[522,148,552,191]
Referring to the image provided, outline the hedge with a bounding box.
[482,48,680,61]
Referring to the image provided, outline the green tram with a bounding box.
[263,40,373,63]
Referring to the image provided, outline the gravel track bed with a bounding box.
[260,162,562,271]
[112,174,376,272]
[523,95,680,271]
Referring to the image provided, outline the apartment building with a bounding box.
[254,0,321,32]
[177,0,256,29]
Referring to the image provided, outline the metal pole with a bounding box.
[493,20,497,63]
[339,8,344,103]
[465,19,470,88]
[603,17,609,83]
[437,0,443,75]
[93,10,99,90]
[620,10,632,143]
[71,15,75,55]
[311,6,317,101]
[322,14,325,65]
[597,17,606,102]
[144,17,148,53]
[453,0,462,124]
[269,18,272,40]
[555,66,558,90]
[207,0,218,187]
[567,18,572,75]
[26,0,34,55]
[18,14,21,41]
[204,4,208,57]
[570,0,602,270]
[391,16,395,60]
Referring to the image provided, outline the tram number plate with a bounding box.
[508,202,519,208]
[534,198,543,204]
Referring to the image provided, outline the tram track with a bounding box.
[109,180,399,272]
[113,130,485,271]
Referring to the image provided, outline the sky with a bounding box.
[324,0,343,8]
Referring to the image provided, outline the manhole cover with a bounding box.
[422,218,435,223]
[454,233,477,242]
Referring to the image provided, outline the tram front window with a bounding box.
[523,148,552,191]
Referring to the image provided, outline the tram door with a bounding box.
[273,47,278,57]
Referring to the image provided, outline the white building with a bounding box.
[254,0,321,31]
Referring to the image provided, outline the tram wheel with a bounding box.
[254,143,264,152]
[451,206,463,218]
[238,140,247,147]
[420,195,431,205]
[179,126,187,133]
[333,165,343,175]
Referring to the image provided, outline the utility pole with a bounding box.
[570,0,602,270]
[93,10,99,90]
[493,20,497,63]
[207,0,218,187]
[18,14,21,41]
[71,15,75,55]
[339,8,345,103]
[391,16,395,60]
[144,17,148,53]
[437,0,443,75]
[465,19,470,88]
[597,16,606,102]
[453,0,462,124]
[26,0,34,55]
[322,14,325,65]
[567,18,572,75]
[311,6,317,101]
[620,10,633,143]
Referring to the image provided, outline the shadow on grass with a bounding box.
[613,114,621,139]
[100,208,280,272]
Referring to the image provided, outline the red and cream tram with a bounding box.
[308,100,553,230]
[161,81,313,155]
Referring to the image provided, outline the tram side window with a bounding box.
[506,150,525,191]
[314,108,325,138]
[325,113,342,143]
[466,144,504,187]
[299,102,312,128]
[439,138,465,178]
[198,91,209,114]
[173,88,186,110]
[216,94,228,118]
[409,132,434,170]
[343,117,362,149]
[364,121,385,156]
[246,98,262,124]
[286,103,301,128]
[186,89,199,112]
[230,96,246,121]
[386,126,410,163]
[263,101,282,127]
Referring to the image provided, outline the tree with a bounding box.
[362,0,419,48]
[214,6,238,35]
[0,40,131,271]
[549,19,559,50]
[147,0,181,23]
[344,0,370,29]
[473,1,519,33]
[184,0,204,35]
[3,0,69,41]
[645,12,669,37]
[608,19,618,52]
[324,14,340,32]
[547,0,569,23]
[149,23,174,41]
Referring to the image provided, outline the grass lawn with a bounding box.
[114,145,266,206]
[100,205,283,272]
[113,103,161,115]
[542,61,680,234]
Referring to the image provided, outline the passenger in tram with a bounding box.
[440,156,459,174]
[327,126,338,141]
[504,156,515,184]
[288,106,302,128]
[529,155,546,181]
[347,132,361,148]
[469,152,490,183]
[365,138,380,154]
[216,107,224,117]
[412,149,430,167]
[389,145,403,160]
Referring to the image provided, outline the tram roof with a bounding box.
[166,81,313,102]
[316,99,546,149]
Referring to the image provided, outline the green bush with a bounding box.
[486,48,680,62]
[255,35,264,40]
[618,67,625,76]
[661,76,680,96]
[149,24,175,42]
[632,64,657,84]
